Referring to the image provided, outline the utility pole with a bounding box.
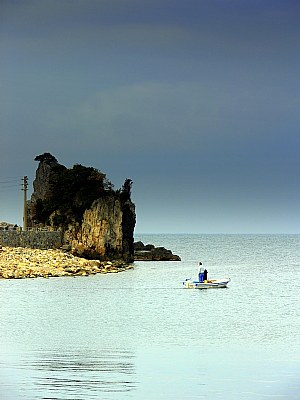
[22,176,28,230]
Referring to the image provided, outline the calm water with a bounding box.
[0,234,299,399]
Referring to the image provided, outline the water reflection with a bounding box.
[22,349,137,400]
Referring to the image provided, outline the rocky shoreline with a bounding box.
[0,246,133,279]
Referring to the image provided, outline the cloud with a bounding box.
[2,0,299,62]
[1,0,299,232]
[38,76,298,158]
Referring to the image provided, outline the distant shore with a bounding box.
[0,246,133,279]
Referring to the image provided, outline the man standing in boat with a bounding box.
[198,262,208,282]
[198,262,203,282]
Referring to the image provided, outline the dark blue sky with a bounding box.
[0,0,299,233]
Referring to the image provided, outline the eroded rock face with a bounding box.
[80,196,123,257]
[68,195,136,261]
[31,157,64,203]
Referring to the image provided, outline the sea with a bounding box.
[0,234,299,400]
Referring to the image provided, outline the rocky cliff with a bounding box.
[30,153,65,203]
[28,153,136,262]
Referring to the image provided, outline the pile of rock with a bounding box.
[134,241,181,261]
[0,246,132,279]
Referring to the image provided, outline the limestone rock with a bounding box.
[0,246,133,279]
[31,154,64,203]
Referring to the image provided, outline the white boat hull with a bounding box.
[182,278,230,289]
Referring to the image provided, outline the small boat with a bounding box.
[182,267,230,289]
[182,277,230,289]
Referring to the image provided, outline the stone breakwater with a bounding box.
[0,246,133,279]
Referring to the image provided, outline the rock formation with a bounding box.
[134,241,181,261]
[28,153,136,262]
[31,153,64,203]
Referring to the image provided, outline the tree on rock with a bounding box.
[121,178,133,200]
[34,153,58,163]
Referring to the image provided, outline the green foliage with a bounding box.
[51,213,67,228]
[34,152,58,163]
[34,199,49,224]
[121,178,133,201]
[35,164,115,227]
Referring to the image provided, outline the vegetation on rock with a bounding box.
[34,152,58,163]
[32,155,115,227]
[29,153,136,262]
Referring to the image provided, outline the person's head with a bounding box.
[199,262,202,265]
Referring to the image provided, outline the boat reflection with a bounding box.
[23,348,137,399]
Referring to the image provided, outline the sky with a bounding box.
[0,0,299,234]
